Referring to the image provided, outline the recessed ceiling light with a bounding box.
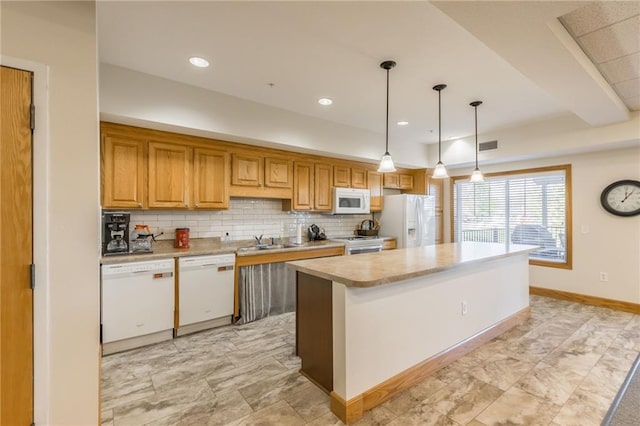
[318,98,333,106]
[189,57,210,68]
[397,121,409,126]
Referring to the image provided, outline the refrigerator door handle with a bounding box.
[415,198,423,246]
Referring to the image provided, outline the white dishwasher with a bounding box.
[101,258,175,355]
[177,253,235,336]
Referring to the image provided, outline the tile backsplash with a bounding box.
[128,198,372,241]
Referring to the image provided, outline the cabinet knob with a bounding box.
[185,203,188,207]
[137,203,142,207]
[195,203,199,208]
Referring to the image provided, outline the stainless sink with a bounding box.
[236,243,303,253]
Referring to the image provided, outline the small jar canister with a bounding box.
[175,228,190,248]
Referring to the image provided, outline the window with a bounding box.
[452,165,572,269]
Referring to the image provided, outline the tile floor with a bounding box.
[101,295,640,425]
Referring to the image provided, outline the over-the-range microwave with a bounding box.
[332,188,370,215]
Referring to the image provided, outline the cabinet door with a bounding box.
[231,154,263,187]
[314,163,333,211]
[368,171,383,212]
[399,174,414,190]
[101,135,146,208]
[148,141,191,208]
[428,178,444,243]
[351,167,368,189]
[265,157,292,188]
[293,162,314,210]
[333,165,351,188]
[193,148,229,209]
[383,173,400,189]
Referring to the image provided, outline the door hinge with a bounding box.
[30,104,35,131]
[30,263,35,289]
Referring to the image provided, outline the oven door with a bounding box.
[346,245,382,255]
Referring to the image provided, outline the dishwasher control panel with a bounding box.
[102,259,174,277]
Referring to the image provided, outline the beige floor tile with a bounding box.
[468,355,535,391]
[382,375,448,415]
[234,400,305,425]
[352,405,396,426]
[514,361,586,405]
[422,377,503,424]
[475,387,561,425]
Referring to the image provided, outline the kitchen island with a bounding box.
[287,242,537,424]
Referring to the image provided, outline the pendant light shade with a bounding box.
[469,100,484,183]
[377,60,397,173]
[432,84,448,179]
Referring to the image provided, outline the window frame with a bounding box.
[449,164,572,270]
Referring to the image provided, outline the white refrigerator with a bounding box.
[379,194,435,248]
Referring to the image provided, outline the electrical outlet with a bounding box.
[599,272,608,282]
[461,301,468,316]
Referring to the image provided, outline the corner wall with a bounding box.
[447,146,640,304]
[1,2,100,424]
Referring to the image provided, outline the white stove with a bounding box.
[330,235,384,255]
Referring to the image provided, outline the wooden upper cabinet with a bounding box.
[148,141,191,209]
[333,165,351,188]
[428,178,443,210]
[314,163,333,211]
[193,148,229,209]
[399,174,414,190]
[293,161,314,210]
[101,134,146,208]
[231,153,263,187]
[265,157,292,188]
[351,167,368,189]
[383,173,400,189]
[368,171,383,212]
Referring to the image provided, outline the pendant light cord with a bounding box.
[475,104,478,168]
[385,67,390,154]
[438,89,442,161]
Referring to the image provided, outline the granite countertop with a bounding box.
[286,242,538,288]
[100,238,345,264]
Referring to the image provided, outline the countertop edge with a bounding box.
[287,243,538,287]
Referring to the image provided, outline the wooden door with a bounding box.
[368,171,383,212]
[231,154,262,187]
[193,148,229,209]
[1,66,34,425]
[148,141,191,208]
[101,134,146,208]
[351,167,367,189]
[265,157,292,188]
[333,165,350,188]
[293,162,314,210]
[314,163,333,211]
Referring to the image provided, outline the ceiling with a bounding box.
[560,1,640,111]
[97,1,636,159]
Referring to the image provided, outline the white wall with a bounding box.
[447,146,640,304]
[99,63,431,168]
[129,198,372,242]
[1,2,100,424]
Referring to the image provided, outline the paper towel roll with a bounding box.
[296,224,302,244]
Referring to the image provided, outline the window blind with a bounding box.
[453,167,569,265]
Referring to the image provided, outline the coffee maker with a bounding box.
[102,212,130,255]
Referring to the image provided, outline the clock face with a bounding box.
[600,180,640,217]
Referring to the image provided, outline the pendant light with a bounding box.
[469,100,484,183]
[432,84,448,179]
[377,60,397,173]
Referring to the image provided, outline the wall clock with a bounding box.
[600,179,640,217]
